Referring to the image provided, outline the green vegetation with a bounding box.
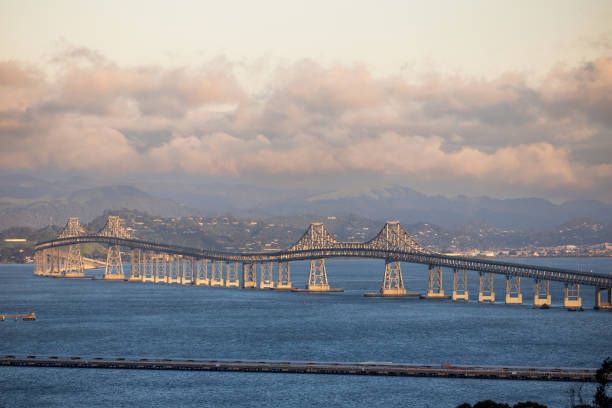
[456,358,611,408]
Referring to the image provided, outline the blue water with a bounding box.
[1,258,611,407]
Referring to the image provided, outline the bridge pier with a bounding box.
[379,260,406,296]
[594,288,612,310]
[452,268,469,301]
[128,249,142,282]
[307,259,329,291]
[423,265,449,299]
[142,251,155,282]
[564,283,582,310]
[225,262,240,288]
[155,255,167,283]
[194,260,210,285]
[64,245,84,278]
[33,251,42,275]
[259,263,275,289]
[36,250,45,276]
[505,276,522,304]
[49,248,62,277]
[210,261,224,287]
[181,258,193,285]
[276,262,292,290]
[533,279,551,308]
[167,255,181,284]
[243,263,256,288]
[478,272,495,303]
[104,244,124,280]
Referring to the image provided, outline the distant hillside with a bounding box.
[3,175,612,231]
[0,184,199,230]
[255,185,612,230]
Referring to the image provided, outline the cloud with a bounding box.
[1,49,612,200]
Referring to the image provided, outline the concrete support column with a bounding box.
[156,254,167,283]
[505,276,522,304]
[195,259,210,286]
[307,259,329,291]
[142,251,153,282]
[167,255,180,284]
[564,283,582,310]
[594,287,612,310]
[380,260,406,296]
[533,279,551,307]
[478,272,495,303]
[128,249,142,282]
[259,262,275,289]
[425,265,446,299]
[276,262,292,290]
[226,262,240,288]
[243,263,256,288]
[181,258,195,285]
[211,261,224,287]
[452,268,469,301]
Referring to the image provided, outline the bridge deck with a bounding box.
[0,356,599,382]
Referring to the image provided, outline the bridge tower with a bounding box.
[533,279,551,307]
[594,288,612,310]
[424,265,447,299]
[505,276,522,304]
[478,272,495,303]
[58,217,87,278]
[98,216,132,281]
[564,283,582,310]
[243,263,256,288]
[379,260,406,296]
[259,262,275,289]
[276,262,292,290]
[452,268,469,301]
[194,259,210,286]
[226,262,240,288]
[307,259,329,291]
[211,261,224,287]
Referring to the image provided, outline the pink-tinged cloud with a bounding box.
[1,50,611,200]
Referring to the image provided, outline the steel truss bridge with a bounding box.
[34,217,612,310]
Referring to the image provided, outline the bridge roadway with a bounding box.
[0,356,599,382]
[35,235,612,288]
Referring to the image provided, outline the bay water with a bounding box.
[1,258,611,407]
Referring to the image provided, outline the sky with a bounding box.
[1,0,611,202]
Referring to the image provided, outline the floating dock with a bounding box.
[0,356,598,382]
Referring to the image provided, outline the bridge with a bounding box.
[34,216,612,310]
[0,355,600,382]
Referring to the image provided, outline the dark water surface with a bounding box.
[1,258,611,407]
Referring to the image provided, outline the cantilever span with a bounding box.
[34,217,612,310]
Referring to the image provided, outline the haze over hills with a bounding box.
[1,174,612,232]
